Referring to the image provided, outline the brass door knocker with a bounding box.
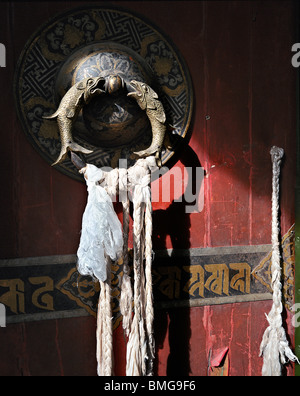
[44,74,167,167]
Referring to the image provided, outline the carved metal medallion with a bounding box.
[14,6,193,181]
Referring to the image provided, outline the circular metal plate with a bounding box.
[14,5,193,181]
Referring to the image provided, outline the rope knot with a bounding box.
[270,146,284,164]
[102,168,119,197]
[128,159,152,198]
[260,145,299,376]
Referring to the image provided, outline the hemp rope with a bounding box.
[95,169,119,377]
[77,165,121,376]
[119,166,133,337]
[259,146,299,376]
[97,274,113,376]
[78,157,156,376]
[144,178,155,373]
[125,157,156,376]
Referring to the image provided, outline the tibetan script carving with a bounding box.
[0,244,278,327]
[204,264,230,296]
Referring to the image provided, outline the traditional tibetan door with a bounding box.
[0,1,298,376]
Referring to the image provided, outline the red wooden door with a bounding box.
[0,1,297,376]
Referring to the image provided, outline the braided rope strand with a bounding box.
[126,158,156,376]
[259,146,299,375]
[144,178,155,375]
[119,167,133,336]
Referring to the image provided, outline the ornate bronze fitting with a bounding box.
[43,76,106,165]
[128,80,167,166]
[14,7,193,181]
[45,74,167,166]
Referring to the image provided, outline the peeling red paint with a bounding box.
[210,347,229,368]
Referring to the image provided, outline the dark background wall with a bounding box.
[0,0,297,376]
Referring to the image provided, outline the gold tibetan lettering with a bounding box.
[0,279,25,314]
[157,266,181,299]
[204,264,229,296]
[29,276,54,311]
[229,263,251,294]
[183,265,204,297]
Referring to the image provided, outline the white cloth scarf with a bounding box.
[77,164,123,282]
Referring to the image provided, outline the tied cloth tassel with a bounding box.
[76,157,157,376]
[125,157,156,376]
[77,164,123,376]
[119,166,133,337]
[259,146,299,375]
[77,164,123,282]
